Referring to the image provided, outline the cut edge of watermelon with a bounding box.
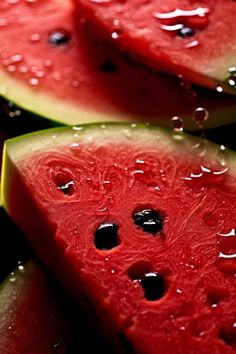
[0,71,123,127]
[2,122,236,354]
[2,122,236,192]
[1,70,236,131]
[76,2,236,97]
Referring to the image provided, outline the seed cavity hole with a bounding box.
[54,174,75,196]
[132,208,164,235]
[127,261,167,301]
[94,223,120,250]
[207,287,228,308]
[219,326,236,349]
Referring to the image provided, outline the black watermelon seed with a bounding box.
[100,59,117,73]
[178,26,195,37]
[133,209,163,234]
[94,223,119,250]
[48,29,71,46]
[141,272,165,301]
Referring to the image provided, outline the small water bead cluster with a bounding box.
[153,6,210,48]
[227,67,236,89]
[0,28,72,87]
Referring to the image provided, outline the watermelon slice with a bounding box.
[2,123,236,353]
[0,0,236,130]
[0,260,70,354]
[75,0,236,95]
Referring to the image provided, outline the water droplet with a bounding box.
[153,7,210,20]
[184,163,228,190]
[0,18,9,27]
[192,139,207,157]
[53,71,62,81]
[192,107,209,128]
[70,142,80,153]
[18,264,25,274]
[2,100,22,118]
[219,252,236,260]
[29,77,39,86]
[160,23,184,32]
[228,76,236,88]
[111,19,123,39]
[6,0,19,4]
[35,70,45,78]
[6,65,16,72]
[185,39,199,48]
[72,80,80,88]
[10,53,23,63]
[18,65,29,73]
[218,229,236,237]
[29,33,42,42]
[217,145,229,168]
[89,0,111,3]
[225,67,236,89]
[176,288,183,294]
[9,272,16,282]
[228,66,236,75]
[170,116,184,132]
[216,84,223,93]
[43,59,53,68]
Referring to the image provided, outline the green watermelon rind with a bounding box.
[2,122,236,211]
[1,69,236,131]
[0,260,35,313]
[2,122,236,354]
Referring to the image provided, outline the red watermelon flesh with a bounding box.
[0,0,236,130]
[75,0,236,95]
[0,260,69,354]
[2,123,236,354]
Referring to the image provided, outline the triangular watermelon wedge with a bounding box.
[75,0,236,95]
[0,260,69,354]
[0,0,236,130]
[2,123,236,353]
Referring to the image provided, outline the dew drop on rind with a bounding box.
[227,76,236,88]
[217,145,229,167]
[141,272,166,301]
[170,116,184,132]
[133,209,163,235]
[3,101,22,118]
[94,223,119,250]
[48,29,71,47]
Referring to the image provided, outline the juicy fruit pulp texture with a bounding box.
[2,124,236,354]
[0,260,69,354]
[0,0,236,129]
[75,0,236,94]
